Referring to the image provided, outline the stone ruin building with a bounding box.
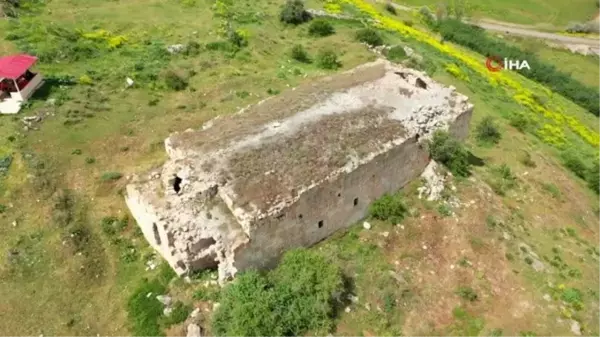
[125,59,473,282]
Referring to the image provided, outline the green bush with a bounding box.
[455,286,478,301]
[316,49,341,69]
[290,44,311,63]
[587,159,599,194]
[561,151,588,179]
[308,19,335,37]
[369,192,408,224]
[488,164,518,196]
[227,29,248,48]
[127,279,167,337]
[385,45,407,62]
[518,150,536,168]
[384,2,397,15]
[436,19,599,116]
[100,171,123,181]
[280,0,311,25]
[355,28,384,46]
[428,130,471,177]
[475,116,501,144]
[163,70,188,91]
[212,249,343,336]
[509,112,534,132]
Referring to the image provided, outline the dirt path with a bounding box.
[472,19,599,47]
[377,0,599,54]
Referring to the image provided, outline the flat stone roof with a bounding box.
[136,59,471,228]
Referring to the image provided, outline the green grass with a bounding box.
[392,0,597,26]
[0,0,598,336]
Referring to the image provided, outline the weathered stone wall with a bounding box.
[231,106,472,272]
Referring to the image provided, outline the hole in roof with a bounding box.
[173,175,183,194]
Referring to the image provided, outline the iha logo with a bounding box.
[485,56,531,72]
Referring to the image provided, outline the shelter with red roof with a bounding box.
[0,54,44,114]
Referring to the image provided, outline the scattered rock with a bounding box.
[167,44,186,54]
[213,302,221,310]
[156,295,172,306]
[570,320,582,335]
[344,306,351,313]
[190,307,201,318]
[126,77,134,87]
[163,307,173,316]
[417,160,445,201]
[187,323,202,337]
[347,294,359,303]
[543,294,552,302]
[363,221,371,230]
[381,231,389,238]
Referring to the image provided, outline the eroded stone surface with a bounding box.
[125,59,473,282]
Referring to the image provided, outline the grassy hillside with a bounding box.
[0,0,597,336]
[393,0,598,26]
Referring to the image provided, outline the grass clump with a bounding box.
[385,45,407,62]
[308,19,335,37]
[488,164,518,196]
[437,203,452,217]
[355,28,384,46]
[518,150,536,168]
[280,0,311,25]
[212,249,343,336]
[428,130,471,177]
[100,171,123,182]
[384,2,397,15]
[163,70,188,91]
[290,44,311,63]
[475,116,501,145]
[541,182,562,199]
[316,49,341,69]
[561,151,588,179]
[126,264,175,336]
[587,159,599,194]
[455,286,478,301]
[369,192,408,224]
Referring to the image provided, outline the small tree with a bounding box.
[280,0,311,25]
[290,44,311,63]
[317,49,341,69]
[428,130,471,177]
[308,19,335,37]
[163,70,188,91]
[355,28,384,46]
[385,45,407,62]
[561,151,588,179]
[475,116,501,144]
[369,192,408,224]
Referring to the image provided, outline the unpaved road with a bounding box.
[378,0,600,54]
[473,20,599,49]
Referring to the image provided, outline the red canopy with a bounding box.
[0,54,37,80]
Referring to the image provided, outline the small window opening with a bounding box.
[415,133,420,142]
[276,213,285,220]
[318,220,324,228]
[337,192,341,197]
[354,198,359,206]
[415,77,427,90]
[298,214,303,219]
[173,175,183,194]
[152,223,162,245]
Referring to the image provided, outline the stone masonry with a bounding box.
[125,59,473,282]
